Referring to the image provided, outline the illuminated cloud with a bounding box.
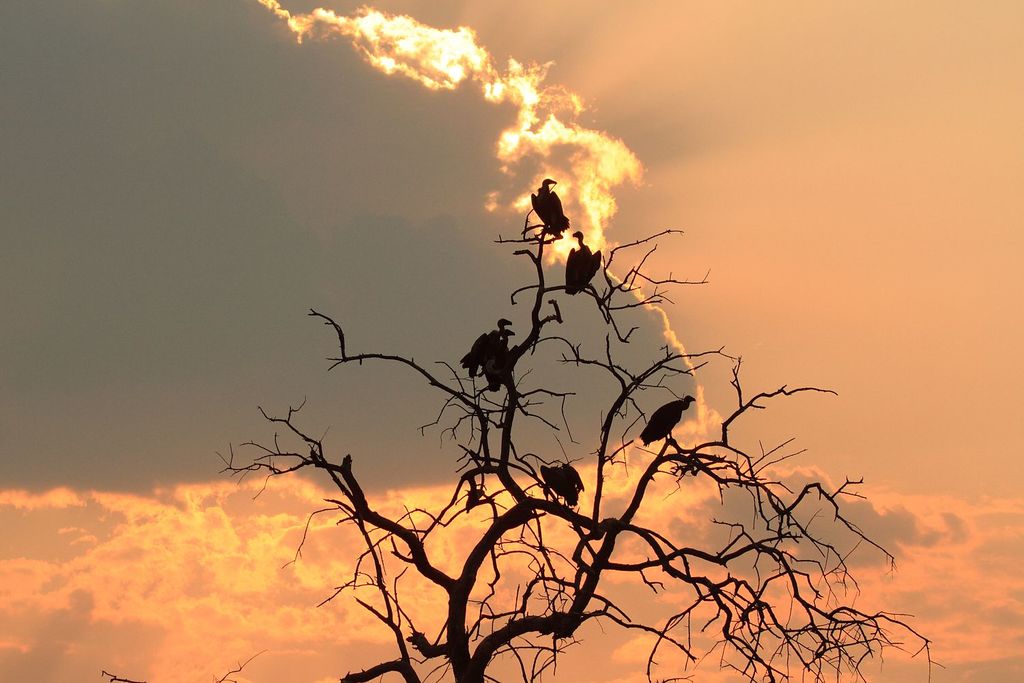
[0,488,86,510]
[253,1,715,433]
[2,469,1020,681]
[0,480,393,681]
[256,1,643,259]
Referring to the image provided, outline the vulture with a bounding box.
[639,396,696,445]
[482,334,513,391]
[465,478,483,512]
[565,231,602,295]
[530,178,571,237]
[540,463,585,506]
[461,319,514,378]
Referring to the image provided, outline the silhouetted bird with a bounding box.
[540,463,585,506]
[461,319,515,391]
[482,328,514,391]
[531,178,570,237]
[466,478,483,511]
[565,231,602,294]
[461,319,513,377]
[407,631,432,655]
[639,396,696,445]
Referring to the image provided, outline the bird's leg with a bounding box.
[688,455,701,476]
[679,452,699,477]
[521,222,546,236]
[667,437,701,477]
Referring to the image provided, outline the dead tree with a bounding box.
[224,195,929,682]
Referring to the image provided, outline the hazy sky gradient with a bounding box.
[3,0,1022,680]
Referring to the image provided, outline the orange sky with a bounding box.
[4,471,1021,680]
[3,1,1023,681]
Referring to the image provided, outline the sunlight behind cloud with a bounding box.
[256,1,642,258]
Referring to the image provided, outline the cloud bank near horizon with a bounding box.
[3,469,1020,681]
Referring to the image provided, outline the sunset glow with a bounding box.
[5,1,1022,681]
[4,472,1019,681]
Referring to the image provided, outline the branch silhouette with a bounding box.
[101,672,146,683]
[224,180,929,682]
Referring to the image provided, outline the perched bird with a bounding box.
[540,463,585,506]
[482,345,511,391]
[531,178,570,237]
[461,319,514,378]
[483,324,515,391]
[465,478,483,512]
[565,231,602,295]
[639,396,696,445]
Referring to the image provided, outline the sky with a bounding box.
[2,0,1023,681]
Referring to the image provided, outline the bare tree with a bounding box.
[224,194,930,682]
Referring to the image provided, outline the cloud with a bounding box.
[0,488,86,510]
[0,480,393,682]
[3,464,1020,681]
[255,1,643,259]
[3,7,1016,679]
[519,460,1024,680]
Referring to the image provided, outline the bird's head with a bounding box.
[667,396,696,414]
[572,230,584,243]
[497,318,513,329]
[541,178,557,190]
